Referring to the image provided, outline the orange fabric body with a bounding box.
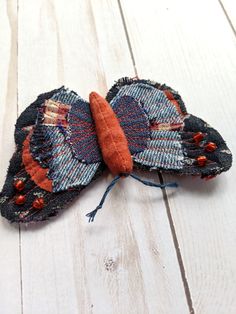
[22,133,53,192]
[89,91,133,175]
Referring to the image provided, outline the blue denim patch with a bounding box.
[44,126,100,192]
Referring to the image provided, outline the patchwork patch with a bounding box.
[51,88,79,105]
[31,88,102,166]
[179,114,232,177]
[112,95,150,154]
[42,99,71,127]
[68,97,102,163]
[51,88,102,164]
[150,122,183,131]
[44,126,100,192]
[110,83,183,124]
[133,130,184,170]
[0,78,232,225]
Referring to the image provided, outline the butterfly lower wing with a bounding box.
[0,88,104,223]
[107,77,232,177]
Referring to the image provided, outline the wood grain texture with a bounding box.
[16,1,188,313]
[0,1,22,314]
[1,0,236,313]
[120,0,236,313]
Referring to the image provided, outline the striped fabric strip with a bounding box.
[110,83,183,124]
[44,127,100,192]
[133,130,184,170]
[42,99,71,127]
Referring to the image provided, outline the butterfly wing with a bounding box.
[0,87,104,223]
[107,77,232,178]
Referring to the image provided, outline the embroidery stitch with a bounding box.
[0,78,232,223]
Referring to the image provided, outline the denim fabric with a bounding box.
[51,89,102,163]
[106,78,232,177]
[110,83,183,124]
[0,87,104,223]
[0,79,233,224]
[109,82,184,170]
[30,88,102,192]
[112,95,150,154]
[133,130,184,170]
[44,127,100,192]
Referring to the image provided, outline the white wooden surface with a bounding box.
[0,1,235,313]
[221,0,236,31]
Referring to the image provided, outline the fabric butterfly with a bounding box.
[0,77,232,223]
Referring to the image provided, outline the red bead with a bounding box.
[205,175,216,181]
[193,132,204,143]
[196,155,207,167]
[205,142,217,152]
[14,179,25,191]
[32,197,44,210]
[15,195,26,205]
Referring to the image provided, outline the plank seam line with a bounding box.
[218,0,236,38]
[158,173,194,314]
[117,0,138,77]
[117,0,195,312]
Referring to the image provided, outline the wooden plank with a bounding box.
[220,0,236,32]
[0,1,22,313]
[17,0,189,313]
[120,0,236,313]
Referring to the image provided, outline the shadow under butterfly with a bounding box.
[0,78,232,223]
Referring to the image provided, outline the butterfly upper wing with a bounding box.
[107,77,232,178]
[30,88,103,192]
[0,87,104,223]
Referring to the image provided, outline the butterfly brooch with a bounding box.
[0,77,232,223]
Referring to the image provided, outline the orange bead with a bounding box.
[196,155,207,167]
[32,197,44,210]
[15,195,26,205]
[193,132,204,143]
[14,179,25,191]
[205,142,217,152]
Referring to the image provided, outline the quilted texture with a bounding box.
[0,77,232,224]
[0,88,104,223]
[107,77,232,177]
[30,88,103,192]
